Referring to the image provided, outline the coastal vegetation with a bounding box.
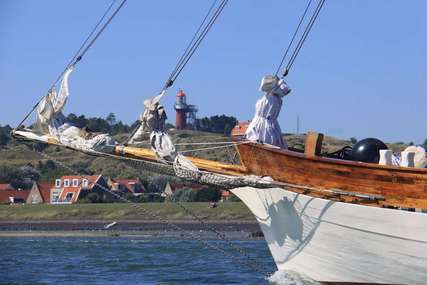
[0,202,253,221]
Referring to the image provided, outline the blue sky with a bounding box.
[1,0,426,144]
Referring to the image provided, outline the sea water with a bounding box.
[0,236,316,285]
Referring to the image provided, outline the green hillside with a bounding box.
[0,125,413,186]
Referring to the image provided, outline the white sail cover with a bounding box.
[36,66,74,133]
[150,131,176,161]
[35,65,116,153]
[128,91,167,144]
[246,76,291,149]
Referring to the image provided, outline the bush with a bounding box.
[171,188,196,202]
[85,192,101,203]
[194,187,221,202]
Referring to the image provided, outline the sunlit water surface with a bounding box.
[0,236,317,284]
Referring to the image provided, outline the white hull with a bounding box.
[231,187,427,284]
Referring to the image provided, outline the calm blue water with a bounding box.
[0,236,278,285]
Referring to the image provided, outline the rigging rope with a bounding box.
[275,0,325,77]
[161,0,229,91]
[15,0,128,131]
[32,144,273,277]
[125,0,229,145]
[168,0,219,84]
[275,0,314,76]
[177,141,249,154]
[285,0,325,75]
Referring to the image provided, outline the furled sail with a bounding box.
[36,66,74,135]
[128,91,199,171]
[34,65,117,153]
[128,91,166,144]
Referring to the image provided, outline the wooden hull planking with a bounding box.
[236,143,427,209]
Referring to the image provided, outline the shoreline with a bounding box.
[0,219,263,239]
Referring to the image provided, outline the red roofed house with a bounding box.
[0,184,14,191]
[27,182,54,204]
[52,175,111,204]
[220,190,231,202]
[230,121,250,141]
[108,178,145,193]
[0,184,30,204]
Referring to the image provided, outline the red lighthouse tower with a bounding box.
[174,89,198,130]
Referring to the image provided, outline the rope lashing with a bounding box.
[15,0,128,131]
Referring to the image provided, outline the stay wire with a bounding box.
[15,0,127,131]
[52,0,118,90]
[275,0,314,76]
[284,0,325,75]
[126,0,228,144]
[168,0,219,83]
[162,0,229,90]
[170,0,228,85]
[77,0,128,64]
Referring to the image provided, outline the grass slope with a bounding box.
[0,202,253,221]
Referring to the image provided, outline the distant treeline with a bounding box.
[0,112,238,146]
[195,115,238,136]
[66,112,238,136]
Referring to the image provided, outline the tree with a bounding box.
[106,113,116,126]
[423,139,427,148]
[350,137,357,144]
[0,125,12,147]
[195,115,238,135]
[0,165,21,183]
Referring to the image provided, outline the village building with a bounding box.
[26,182,54,204]
[0,183,30,204]
[107,178,145,193]
[220,190,231,202]
[52,175,111,203]
[0,184,14,191]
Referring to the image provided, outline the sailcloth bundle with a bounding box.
[33,66,117,153]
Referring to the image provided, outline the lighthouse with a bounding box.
[174,89,198,130]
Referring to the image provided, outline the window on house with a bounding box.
[55,179,61,187]
[51,190,60,202]
[64,179,70,187]
[72,179,79,187]
[82,179,89,187]
[65,192,73,202]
